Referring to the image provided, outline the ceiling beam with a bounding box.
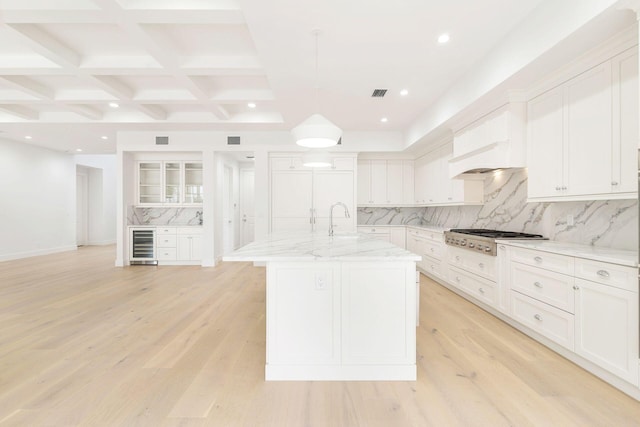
[0,104,39,120]
[4,24,81,69]
[65,104,103,120]
[0,76,54,99]
[137,104,167,120]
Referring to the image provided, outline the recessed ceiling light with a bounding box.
[24,135,32,140]
[400,89,409,96]
[108,102,119,108]
[75,148,83,152]
[101,135,108,140]
[247,102,256,109]
[438,33,450,44]
[380,117,388,123]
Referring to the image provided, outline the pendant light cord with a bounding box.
[313,29,320,111]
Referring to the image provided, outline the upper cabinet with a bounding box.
[414,144,483,206]
[357,159,414,206]
[137,161,203,206]
[527,47,638,201]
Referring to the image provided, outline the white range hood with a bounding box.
[449,102,526,179]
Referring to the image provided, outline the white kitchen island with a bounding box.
[223,232,421,381]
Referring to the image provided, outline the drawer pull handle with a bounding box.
[534,281,542,288]
[573,285,579,290]
[596,270,610,278]
[479,288,485,294]
[534,314,542,321]
[455,256,460,261]
[478,262,484,269]
[455,276,461,283]
[534,256,543,263]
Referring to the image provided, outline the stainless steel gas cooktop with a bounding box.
[444,229,545,256]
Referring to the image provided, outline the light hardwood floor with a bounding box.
[1,245,640,426]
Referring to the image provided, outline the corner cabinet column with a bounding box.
[201,150,216,267]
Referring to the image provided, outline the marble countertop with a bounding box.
[497,240,638,267]
[223,232,422,262]
[358,223,449,233]
[127,224,203,227]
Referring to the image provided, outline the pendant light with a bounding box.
[291,30,342,148]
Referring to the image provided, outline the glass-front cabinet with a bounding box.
[137,161,203,206]
[184,162,203,204]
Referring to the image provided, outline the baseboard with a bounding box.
[0,245,78,263]
[86,239,116,246]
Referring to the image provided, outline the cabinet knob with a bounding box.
[611,181,619,186]
[455,276,461,283]
[596,270,610,278]
[534,314,542,321]
[534,256,543,263]
[555,186,561,191]
[455,255,460,261]
[562,186,567,190]
[534,281,542,288]
[478,262,484,269]
[573,285,579,290]
[479,288,485,294]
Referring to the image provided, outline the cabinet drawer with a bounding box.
[422,257,443,280]
[157,235,177,248]
[423,240,443,259]
[574,259,637,292]
[509,247,574,275]
[357,226,390,235]
[157,248,177,260]
[448,247,496,281]
[330,158,354,170]
[177,227,203,235]
[156,227,177,235]
[511,291,574,351]
[448,266,497,307]
[407,228,442,243]
[511,262,575,313]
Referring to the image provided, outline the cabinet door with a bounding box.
[177,235,191,260]
[314,171,355,233]
[164,162,182,204]
[612,48,638,195]
[574,278,638,385]
[386,160,404,205]
[437,145,457,203]
[138,162,162,204]
[527,86,565,199]
[370,160,387,204]
[424,151,440,204]
[190,235,202,260]
[271,170,313,231]
[565,63,612,197]
[184,162,203,204]
[414,155,429,204]
[402,161,415,204]
[357,160,372,204]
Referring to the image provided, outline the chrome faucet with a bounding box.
[329,202,350,236]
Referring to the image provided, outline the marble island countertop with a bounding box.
[223,232,422,262]
[497,239,638,267]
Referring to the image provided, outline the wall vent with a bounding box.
[155,136,169,145]
[227,136,241,145]
[371,89,387,97]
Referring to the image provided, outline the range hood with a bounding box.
[449,103,526,179]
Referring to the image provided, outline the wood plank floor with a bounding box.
[1,245,640,426]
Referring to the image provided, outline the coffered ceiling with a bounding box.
[0,0,585,154]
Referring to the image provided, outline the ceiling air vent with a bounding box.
[155,136,168,145]
[371,89,387,98]
[227,136,240,145]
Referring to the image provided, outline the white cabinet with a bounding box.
[407,227,446,281]
[503,245,639,386]
[527,48,638,201]
[357,159,414,205]
[271,154,356,233]
[414,144,483,206]
[137,161,203,206]
[154,226,202,264]
[177,227,202,261]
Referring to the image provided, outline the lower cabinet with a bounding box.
[177,228,202,261]
[504,245,639,387]
[357,226,406,248]
[135,226,202,264]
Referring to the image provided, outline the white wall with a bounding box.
[0,138,77,261]
[75,154,117,245]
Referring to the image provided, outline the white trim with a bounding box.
[0,245,78,263]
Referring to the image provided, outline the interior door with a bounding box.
[76,171,88,246]
[222,166,234,254]
[239,168,255,246]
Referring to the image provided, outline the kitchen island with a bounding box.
[223,232,421,381]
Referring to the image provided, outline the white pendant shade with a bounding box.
[291,113,342,148]
[302,150,332,168]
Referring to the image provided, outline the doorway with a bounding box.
[239,168,255,246]
[222,165,235,254]
[76,169,88,246]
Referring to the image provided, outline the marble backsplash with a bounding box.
[128,207,203,226]
[358,169,638,251]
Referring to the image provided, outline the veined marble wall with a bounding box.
[128,207,203,226]
[358,169,638,251]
